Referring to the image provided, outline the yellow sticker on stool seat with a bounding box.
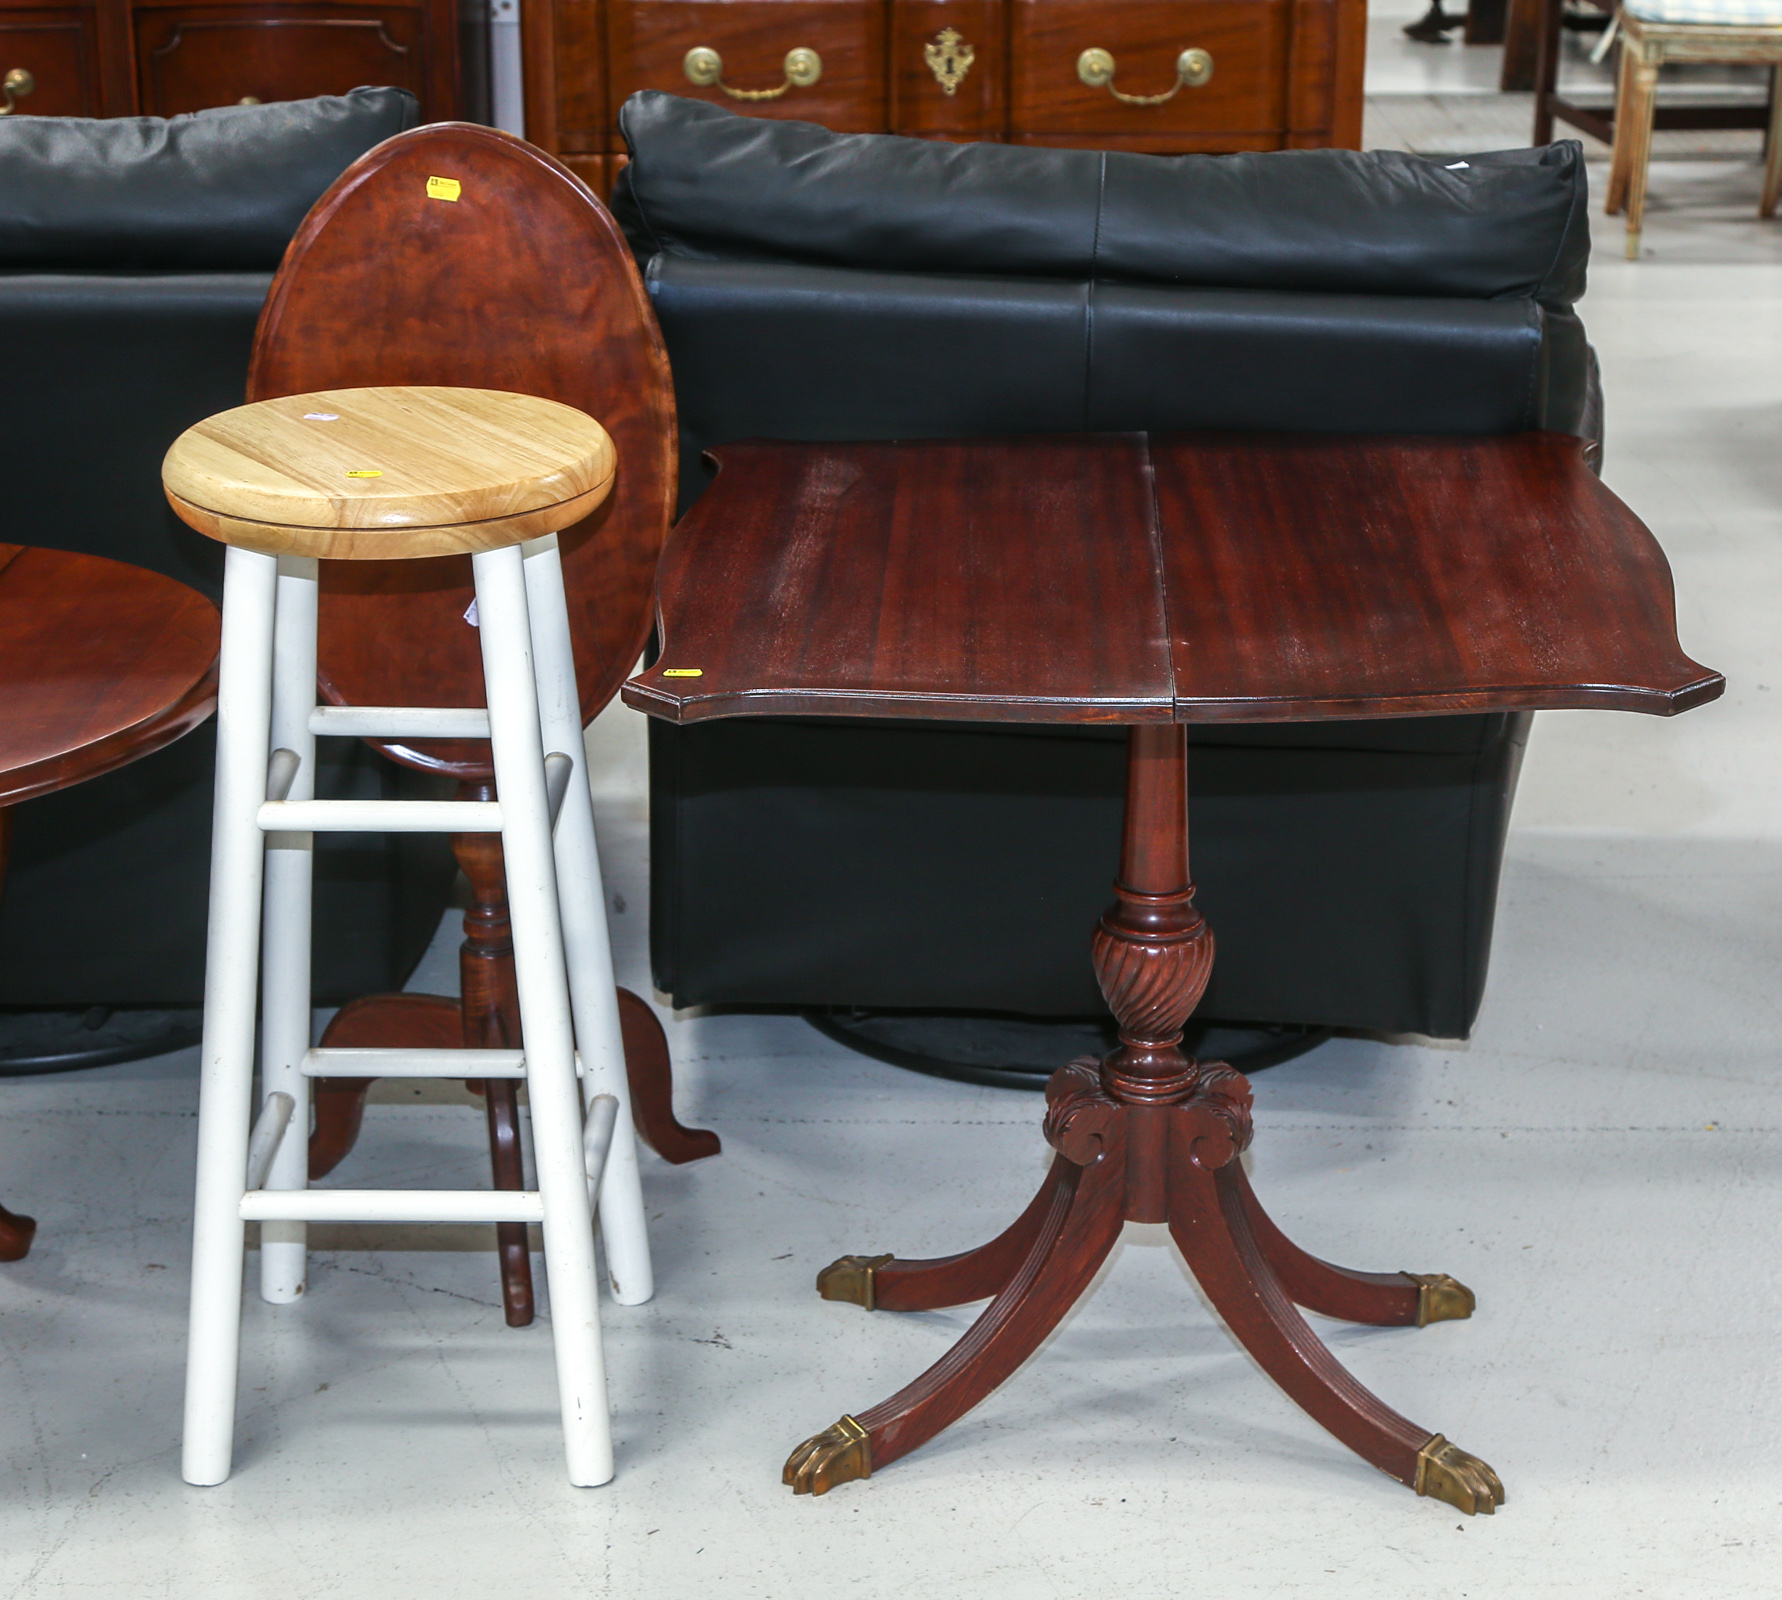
[426,176,462,202]
[663,668,703,677]
[345,469,383,478]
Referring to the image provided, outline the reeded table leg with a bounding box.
[1231,1162,1475,1328]
[817,1156,1070,1314]
[792,725,1502,1511]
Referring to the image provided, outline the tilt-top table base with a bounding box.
[782,725,1503,1513]
[626,430,1721,1508]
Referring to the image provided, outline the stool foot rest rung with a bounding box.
[240,1188,546,1224]
[258,799,502,833]
[301,1046,591,1078]
[309,705,492,739]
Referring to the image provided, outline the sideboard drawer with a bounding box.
[608,1,888,132]
[0,8,103,116]
[1010,0,1289,143]
[134,5,435,117]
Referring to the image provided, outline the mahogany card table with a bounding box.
[624,431,1722,1513]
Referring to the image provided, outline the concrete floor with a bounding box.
[6,24,1782,1600]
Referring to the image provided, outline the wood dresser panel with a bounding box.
[541,0,1365,192]
[0,0,459,120]
[0,3,106,115]
[1008,0,1290,148]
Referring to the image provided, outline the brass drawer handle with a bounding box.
[683,46,823,101]
[1,67,36,115]
[1076,47,1213,105]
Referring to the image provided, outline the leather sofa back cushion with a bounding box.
[0,88,419,270]
[648,258,1560,510]
[614,93,1588,310]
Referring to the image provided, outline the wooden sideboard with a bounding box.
[521,0,1367,196]
[0,0,459,120]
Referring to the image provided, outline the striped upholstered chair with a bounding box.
[1606,0,1782,255]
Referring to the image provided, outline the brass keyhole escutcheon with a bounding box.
[1,67,36,115]
[1077,47,1213,105]
[684,45,823,101]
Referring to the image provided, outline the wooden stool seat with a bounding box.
[162,387,615,560]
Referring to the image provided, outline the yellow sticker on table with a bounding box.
[426,176,462,202]
[345,469,383,478]
[662,668,703,677]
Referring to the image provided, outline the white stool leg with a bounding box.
[521,534,654,1307]
[183,546,279,1487]
[472,544,613,1488]
[259,557,318,1303]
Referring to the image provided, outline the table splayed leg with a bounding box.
[789,725,1502,1512]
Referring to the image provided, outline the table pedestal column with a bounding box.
[785,725,1503,1514]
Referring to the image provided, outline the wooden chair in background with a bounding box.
[1604,0,1782,255]
[1523,0,1777,161]
[245,121,717,1326]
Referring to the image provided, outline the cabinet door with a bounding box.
[608,0,888,134]
[133,3,449,118]
[0,6,103,116]
[1010,0,1290,149]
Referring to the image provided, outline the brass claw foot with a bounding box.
[1405,1272,1477,1327]
[1416,1434,1505,1515]
[784,1415,872,1495]
[816,1253,894,1310]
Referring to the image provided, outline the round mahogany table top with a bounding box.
[0,544,220,809]
[162,386,616,562]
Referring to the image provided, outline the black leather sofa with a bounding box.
[614,94,1599,1041]
[0,90,453,1030]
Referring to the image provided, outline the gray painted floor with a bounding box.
[6,25,1782,1598]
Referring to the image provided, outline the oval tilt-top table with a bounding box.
[625,430,1723,1512]
[0,544,220,1263]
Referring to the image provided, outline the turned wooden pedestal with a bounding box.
[624,431,1721,1509]
[308,790,718,1325]
[788,723,1494,1508]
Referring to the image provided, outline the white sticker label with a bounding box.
[303,412,340,421]
[463,598,480,628]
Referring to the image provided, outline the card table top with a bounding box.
[624,433,1722,727]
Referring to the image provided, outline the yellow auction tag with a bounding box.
[345,469,383,478]
[426,176,462,202]
[662,668,703,678]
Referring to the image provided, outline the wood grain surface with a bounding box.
[606,0,890,133]
[1008,0,1290,139]
[163,387,615,560]
[1150,431,1722,721]
[626,435,1176,724]
[0,544,219,806]
[248,119,678,777]
[627,432,1722,726]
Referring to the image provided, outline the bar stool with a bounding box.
[163,383,633,1488]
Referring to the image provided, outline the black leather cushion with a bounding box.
[614,92,1588,310]
[0,273,272,597]
[0,87,418,271]
[648,258,1561,508]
